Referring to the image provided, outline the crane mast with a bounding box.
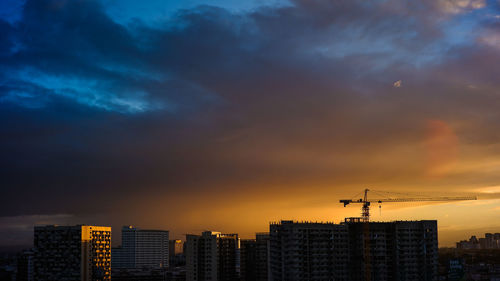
[361,189,370,222]
[340,188,477,222]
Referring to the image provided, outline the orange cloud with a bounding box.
[424,120,459,178]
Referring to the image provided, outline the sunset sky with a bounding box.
[2,0,500,248]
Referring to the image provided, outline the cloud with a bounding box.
[0,0,474,114]
[434,0,486,14]
[478,30,500,49]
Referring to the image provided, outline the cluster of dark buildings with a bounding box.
[456,233,500,250]
[435,232,500,280]
[440,248,500,281]
[14,219,439,281]
[443,258,500,281]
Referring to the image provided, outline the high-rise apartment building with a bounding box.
[269,221,349,281]
[33,225,111,281]
[269,220,438,281]
[347,219,438,281]
[112,226,169,269]
[240,233,269,281]
[186,231,239,281]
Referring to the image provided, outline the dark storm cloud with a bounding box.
[0,20,15,56]
[1,0,500,232]
[0,0,215,113]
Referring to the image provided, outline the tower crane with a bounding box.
[339,188,477,222]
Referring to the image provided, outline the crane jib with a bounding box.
[338,189,477,222]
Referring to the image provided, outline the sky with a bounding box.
[1,0,500,248]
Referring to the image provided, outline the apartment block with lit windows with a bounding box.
[33,225,111,281]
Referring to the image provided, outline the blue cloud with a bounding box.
[0,0,493,114]
[102,0,291,26]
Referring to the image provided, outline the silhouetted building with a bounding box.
[166,266,187,281]
[17,249,34,281]
[112,267,187,281]
[269,221,349,281]
[186,231,239,281]
[240,233,269,281]
[112,226,169,269]
[447,258,465,281]
[347,219,438,281]
[0,265,15,281]
[112,267,166,281]
[456,233,500,249]
[269,219,438,281]
[33,225,111,281]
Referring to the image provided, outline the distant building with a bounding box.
[457,233,500,249]
[240,233,269,281]
[169,239,185,267]
[112,226,169,269]
[269,219,438,281]
[0,263,16,281]
[17,249,34,281]
[186,231,239,281]
[166,266,187,281]
[33,225,111,281]
[447,258,465,281]
[169,240,183,257]
[457,235,480,249]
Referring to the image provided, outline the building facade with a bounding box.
[347,220,438,281]
[33,225,111,281]
[269,220,438,281]
[112,226,169,269]
[269,221,349,281]
[240,233,269,281]
[186,231,239,281]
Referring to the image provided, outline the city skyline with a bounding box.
[12,221,500,280]
[3,0,500,250]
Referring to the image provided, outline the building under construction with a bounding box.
[269,219,438,281]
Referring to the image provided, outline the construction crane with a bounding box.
[340,188,477,222]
